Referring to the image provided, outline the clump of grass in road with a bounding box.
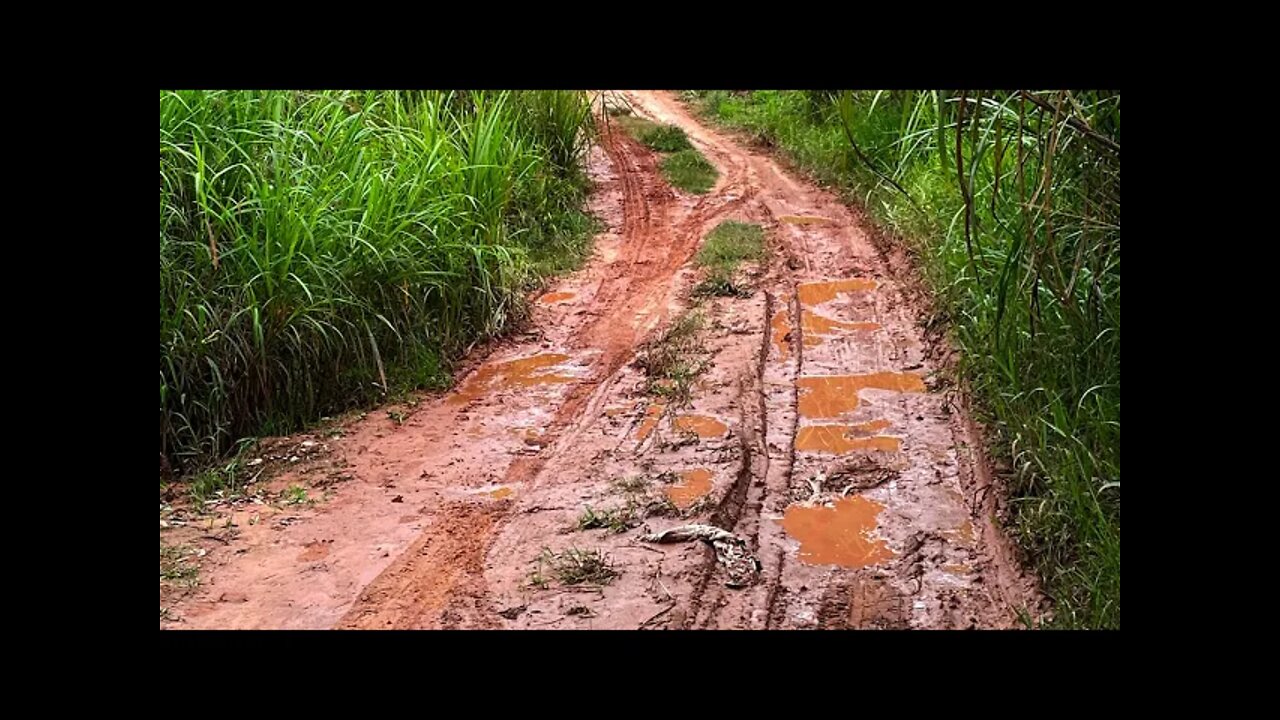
[614,114,659,140]
[661,149,718,194]
[282,484,311,506]
[640,124,693,152]
[685,89,1121,629]
[160,544,201,589]
[530,547,617,587]
[695,221,766,296]
[612,113,716,193]
[577,505,634,534]
[189,458,246,506]
[635,311,709,405]
[575,476,679,534]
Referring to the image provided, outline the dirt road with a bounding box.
[160,91,1043,630]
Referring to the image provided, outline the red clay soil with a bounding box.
[160,91,1045,630]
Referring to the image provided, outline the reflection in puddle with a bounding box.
[796,372,925,419]
[448,353,575,406]
[796,424,900,453]
[797,278,878,306]
[801,310,879,349]
[771,309,792,358]
[537,291,576,305]
[781,496,896,568]
[949,520,975,544]
[666,468,713,509]
[636,403,665,441]
[674,414,728,438]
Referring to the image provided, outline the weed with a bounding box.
[160,544,200,589]
[531,547,617,586]
[694,221,765,296]
[577,505,635,534]
[640,124,693,152]
[635,311,709,406]
[660,149,718,194]
[189,459,244,506]
[282,485,310,506]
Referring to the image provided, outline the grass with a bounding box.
[635,311,708,405]
[530,547,617,587]
[577,505,635,534]
[685,90,1120,629]
[695,221,766,296]
[282,484,310,506]
[160,544,201,589]
[161,90,597,476]
[189,458,247,505]
[614,116,692,152]
[640,124,693,152]
[576,475,679,533]
[660,150,718,194]
[612,114,716,193]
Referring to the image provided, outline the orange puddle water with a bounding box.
[666,468,713,509]
[674,414,728,438]
[780,496,896,568]
[797,278,878,306]
[490,487,514,500]
[773,307,879,357]
[779,214,834,225]
[795,421,899,454]
[949,520,975,544]
[636,403,666,441]
[771,310,792,358]
[802,310,880,349]
[448,353,574,406]
[796,372,925,419]
[537,291,576,305]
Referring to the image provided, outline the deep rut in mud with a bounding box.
[161,91,1043,630]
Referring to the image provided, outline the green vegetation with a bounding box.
[613,115,692,152]
[640,124,694,152]
[160,90,596,473]
[635,311,708,405]
[686,90,1120,628]
[160,544,201,589]
[577,505,635,534]
[576,475,679,533]
[660,150,718,194]
[530,547,617,587]
[189,457,248,505]
[695,221,766,296]
[611,113,716,193]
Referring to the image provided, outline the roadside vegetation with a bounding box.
[685,90,1120,628]
[160,90,597,475]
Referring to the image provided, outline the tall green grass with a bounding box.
[160,90,596,471]
[687,90,1120,628]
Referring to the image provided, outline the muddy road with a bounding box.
[160,91,1043,630]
